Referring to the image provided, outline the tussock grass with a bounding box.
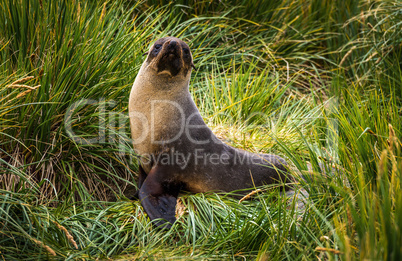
[1,0,401,260]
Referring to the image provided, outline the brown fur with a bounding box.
[129,37,290,228]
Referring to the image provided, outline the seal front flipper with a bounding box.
[131,165,147,200]
[138,166,180,229]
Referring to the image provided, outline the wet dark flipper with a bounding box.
[138,166,179,229]
[131,165,148,200]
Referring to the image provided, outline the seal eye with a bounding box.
[183,48,190,56]
[152,44,162,55]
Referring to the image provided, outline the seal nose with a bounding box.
[169,40,177,48]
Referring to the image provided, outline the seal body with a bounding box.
[129,37,289,228]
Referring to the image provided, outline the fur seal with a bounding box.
[129,36,289,228]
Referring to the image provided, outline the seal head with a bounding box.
[143,37,195,77]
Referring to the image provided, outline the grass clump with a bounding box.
[0,0,401,260]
